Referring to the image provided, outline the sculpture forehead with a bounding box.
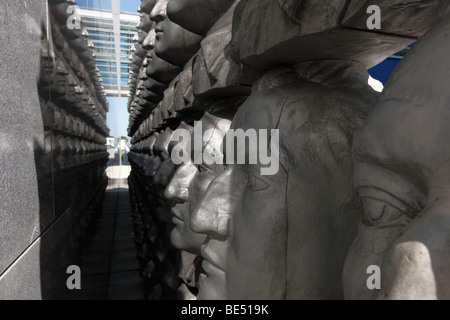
[355,11,450,169]
[355,100,450,169]
[230,88,285,132]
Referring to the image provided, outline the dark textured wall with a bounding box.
[0,0,109,299]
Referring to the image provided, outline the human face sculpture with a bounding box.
[39,37,54,87]
[167,0,236,36]
[149,0,202,67]
[191,62,376,300]
[51,60,69,98]
[138,13,154,33]
[152,129,176,224]
[165,115,231,257]
[343,9,450,300]
[65,74,79,104]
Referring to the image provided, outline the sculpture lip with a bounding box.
[171,216,183,226]
[171,206,184,222]
[201,244,225,275]
[202,259,225,277]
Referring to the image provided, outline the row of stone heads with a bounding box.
[38,45,109,136]
[126,0,243,136]
[128,174,187,300]
[125,0,450,300]
[126,0,441,138]
[39,0,109,134]
[40,131,108,170]
[41,100,108,142]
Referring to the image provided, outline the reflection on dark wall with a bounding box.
[36,0,110,299]
[0,0,109,300]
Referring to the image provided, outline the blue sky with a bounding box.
[77,0,142,14]
[107,97,130,139]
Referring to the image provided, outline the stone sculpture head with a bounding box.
[149,0,203,67]
[191,62,378,300]
[165,114,232,256]
[167,0,236,36]
[51,59,70,98]
[39,37,55,87]
[343,7,450,300]
[152,129,177,224]
[138,13,154,33]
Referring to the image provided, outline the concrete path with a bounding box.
[78,154,144,300]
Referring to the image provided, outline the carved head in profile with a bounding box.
[149,0,203,66]
[152,129,177,224]
[165,114,231,257]
[51,60,70,98]
[39,37,54,87]
[191,62,377,300]
[167,0,236,36]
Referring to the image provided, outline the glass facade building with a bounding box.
[76,0,140,139]
[78,4,139,96]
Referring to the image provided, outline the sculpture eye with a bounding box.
[358,187,418,227]
[197,165,211,174]
[248,175,269,192]
[360,198,406,227]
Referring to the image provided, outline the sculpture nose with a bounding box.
[191,168,238,239]
[191,191,231,239]
[164,174,188,203]
[165,162,197,202]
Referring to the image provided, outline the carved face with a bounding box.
[165,162,202,254]
[149,0,202,66]
[152,130,176,223]
[191,104,287,300]
[39,38,54,87]
[51,60,69,97]
[343,11,450,299]
[191,63,374,300]
[167,0,236,35]
[138,13,153,33]
[165,116,230,257]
